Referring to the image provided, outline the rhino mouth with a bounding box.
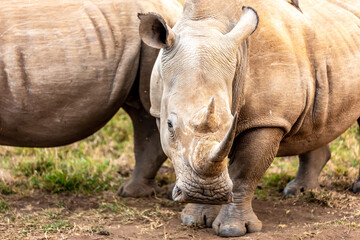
[172,167,233,204]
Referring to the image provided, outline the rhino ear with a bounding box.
[225,7,259,46]
[138,12,176,49]
[149,52,163,118]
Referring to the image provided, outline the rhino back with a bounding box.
[0,0,144,147]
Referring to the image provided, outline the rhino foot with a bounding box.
[284,178,320,195]
[351,179,360,193]
[284,145,330,195]
[117,178,159,198]
[181,203,221,228]
[212,203,262,237]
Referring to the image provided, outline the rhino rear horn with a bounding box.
[225,7,259,46]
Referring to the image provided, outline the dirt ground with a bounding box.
[1,187,360,240]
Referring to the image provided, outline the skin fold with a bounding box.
[139,0,360,237]
[0,0,182,197]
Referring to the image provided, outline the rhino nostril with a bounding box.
[172,185,183,201]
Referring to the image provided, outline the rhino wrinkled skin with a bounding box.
[0,0,181,197]
[139,0,360,237]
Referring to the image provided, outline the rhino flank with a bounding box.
[0,0,181,196]
[139,0,360,237]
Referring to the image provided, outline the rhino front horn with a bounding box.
[208,112,238,162]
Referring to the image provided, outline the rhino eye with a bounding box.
[167,120,173,129]
[167,120,175,138]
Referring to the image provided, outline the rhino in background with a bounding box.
[139,0,360,237]
[0,0,181,197]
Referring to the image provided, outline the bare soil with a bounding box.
[1,188,359,240]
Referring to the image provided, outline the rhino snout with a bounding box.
[171,169,234,204]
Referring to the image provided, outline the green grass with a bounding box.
[0,109,133,194]
[326,126,359,181]
[0,182,16,195]
[0,200,10,213]
[43,221,73,233]
[21,158,115,193]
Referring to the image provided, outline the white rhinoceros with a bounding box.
[138,0,360,237]
[0,0,181,197]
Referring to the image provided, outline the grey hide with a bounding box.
[0,0,181,197]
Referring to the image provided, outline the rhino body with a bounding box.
[139,0,360,237]
[0,0,181,196]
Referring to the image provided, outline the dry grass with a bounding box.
[0,191,181,239]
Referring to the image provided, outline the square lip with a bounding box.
[172,190,234,204]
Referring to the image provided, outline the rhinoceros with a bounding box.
[138,0,360,237]
[0,0,181,197]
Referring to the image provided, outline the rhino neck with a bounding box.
[183,0,241,23]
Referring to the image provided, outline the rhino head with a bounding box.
[138,6,258,204]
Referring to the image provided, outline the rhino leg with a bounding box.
[212,128,283,237]
[284,145,331,195]
[351,118,360,193]
[181,203,221,228]
[352,169,360,193]
[117,103,167,198]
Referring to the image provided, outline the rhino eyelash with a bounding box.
[169,131,175,139]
